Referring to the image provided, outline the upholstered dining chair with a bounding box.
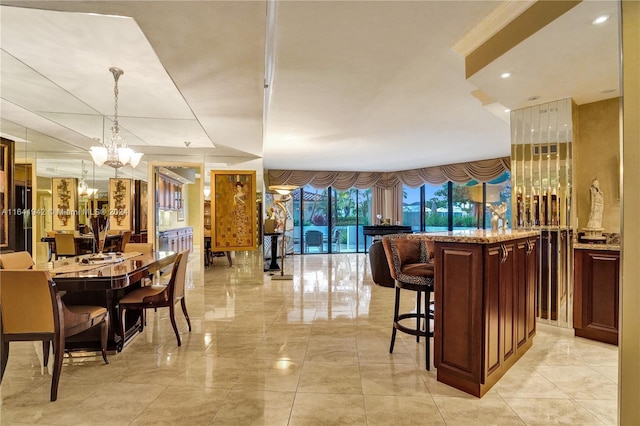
[382,234,435,370]
[0,270,109,401]
[0,251,34,269]
[118,230,132,252]
[118,250,191,346]
[305,230,324,252]
[54,233,77,258]
[123,242,154,254]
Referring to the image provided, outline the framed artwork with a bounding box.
[0,138,15,248]
[109,178,133,231]
[134,180,148,233]
[211,170,256,250]
[52,177,77,232]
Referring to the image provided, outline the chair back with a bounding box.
[0,270,59,335]
[168,250,190,301]
[0,251,34,269]
[124,242,154,254]
[54,233,77,257]
[119,231,132,251]
[381,235,428,281]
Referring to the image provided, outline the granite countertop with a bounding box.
[574,242,620,251]
[409,229,540,244]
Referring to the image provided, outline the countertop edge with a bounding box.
[574,242,620,251]
[408,230,540,244]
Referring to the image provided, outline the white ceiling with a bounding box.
[0,1,621,188]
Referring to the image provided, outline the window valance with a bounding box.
[267,157,510,190]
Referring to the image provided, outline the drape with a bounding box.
[267,156,510,190]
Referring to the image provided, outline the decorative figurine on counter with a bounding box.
[582,177,606,241]
[489,202,508,232]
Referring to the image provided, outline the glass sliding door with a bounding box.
[332,188,358,253]
[402,186,422,232]
[425,183,449,232]
[300,185,328,253]
[355,188,371,252]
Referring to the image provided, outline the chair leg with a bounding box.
[416,290,422,343]
[100,314,110,364]
[389,285,400,354]
[425,290,431,371]
[119,306,128,350]
[180,298,192,332]
[50,330,65,401]
[1,340,9,384]
[43,341,50,367]
[169,303,182,346]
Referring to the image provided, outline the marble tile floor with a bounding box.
[0,251,619,425]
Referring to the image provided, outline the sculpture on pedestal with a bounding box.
[582,177,605,241]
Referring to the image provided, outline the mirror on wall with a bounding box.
[1,117,146,262]
[510,98,576,328]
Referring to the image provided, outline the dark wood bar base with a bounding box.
[428,232,538,398]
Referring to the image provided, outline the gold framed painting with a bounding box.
[211,170,256,251]
[52,177,78,232]
[0,139,14,248]
[109,178,133,231]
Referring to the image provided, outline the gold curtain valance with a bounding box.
[267,157,510,190]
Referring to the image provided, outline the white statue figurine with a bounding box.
[583,177,605,241]
[586,178,604,229]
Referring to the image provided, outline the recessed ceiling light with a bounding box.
[504,109,511,113]
[592,14,610,25]
[500,72,511,79]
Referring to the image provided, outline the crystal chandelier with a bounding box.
[77,160,97,198]
[90,67,143,169]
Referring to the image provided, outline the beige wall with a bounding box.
[186,178,202,249]
[574,97,621,232]
[620,1,640,423]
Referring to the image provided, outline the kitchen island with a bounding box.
[410,230,540,397]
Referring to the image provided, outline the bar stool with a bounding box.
[382,234,435,370]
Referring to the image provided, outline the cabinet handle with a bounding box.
[500,244,509,263]
[526,239,535,256]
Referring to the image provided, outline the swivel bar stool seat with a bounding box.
[382,234,435,370]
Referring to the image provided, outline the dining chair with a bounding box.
[46,231,57,261]
[123,242,154,254]
[0,251,34,269]
[0,270,109,401]
[118,250,191,346]
[54,233,77,258]
[118,230,132,252]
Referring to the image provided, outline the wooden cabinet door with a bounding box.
[574,249,619,345]
[158,177,166,209]
[526,239,538,340]
[484,242,516,378]
[434,242,483,383]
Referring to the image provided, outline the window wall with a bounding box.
[402,171,512,233]
[292,174,511,254]
[293,185,371,254]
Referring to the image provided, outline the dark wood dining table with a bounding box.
[40,234,123,260]
[34,250,177,352]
